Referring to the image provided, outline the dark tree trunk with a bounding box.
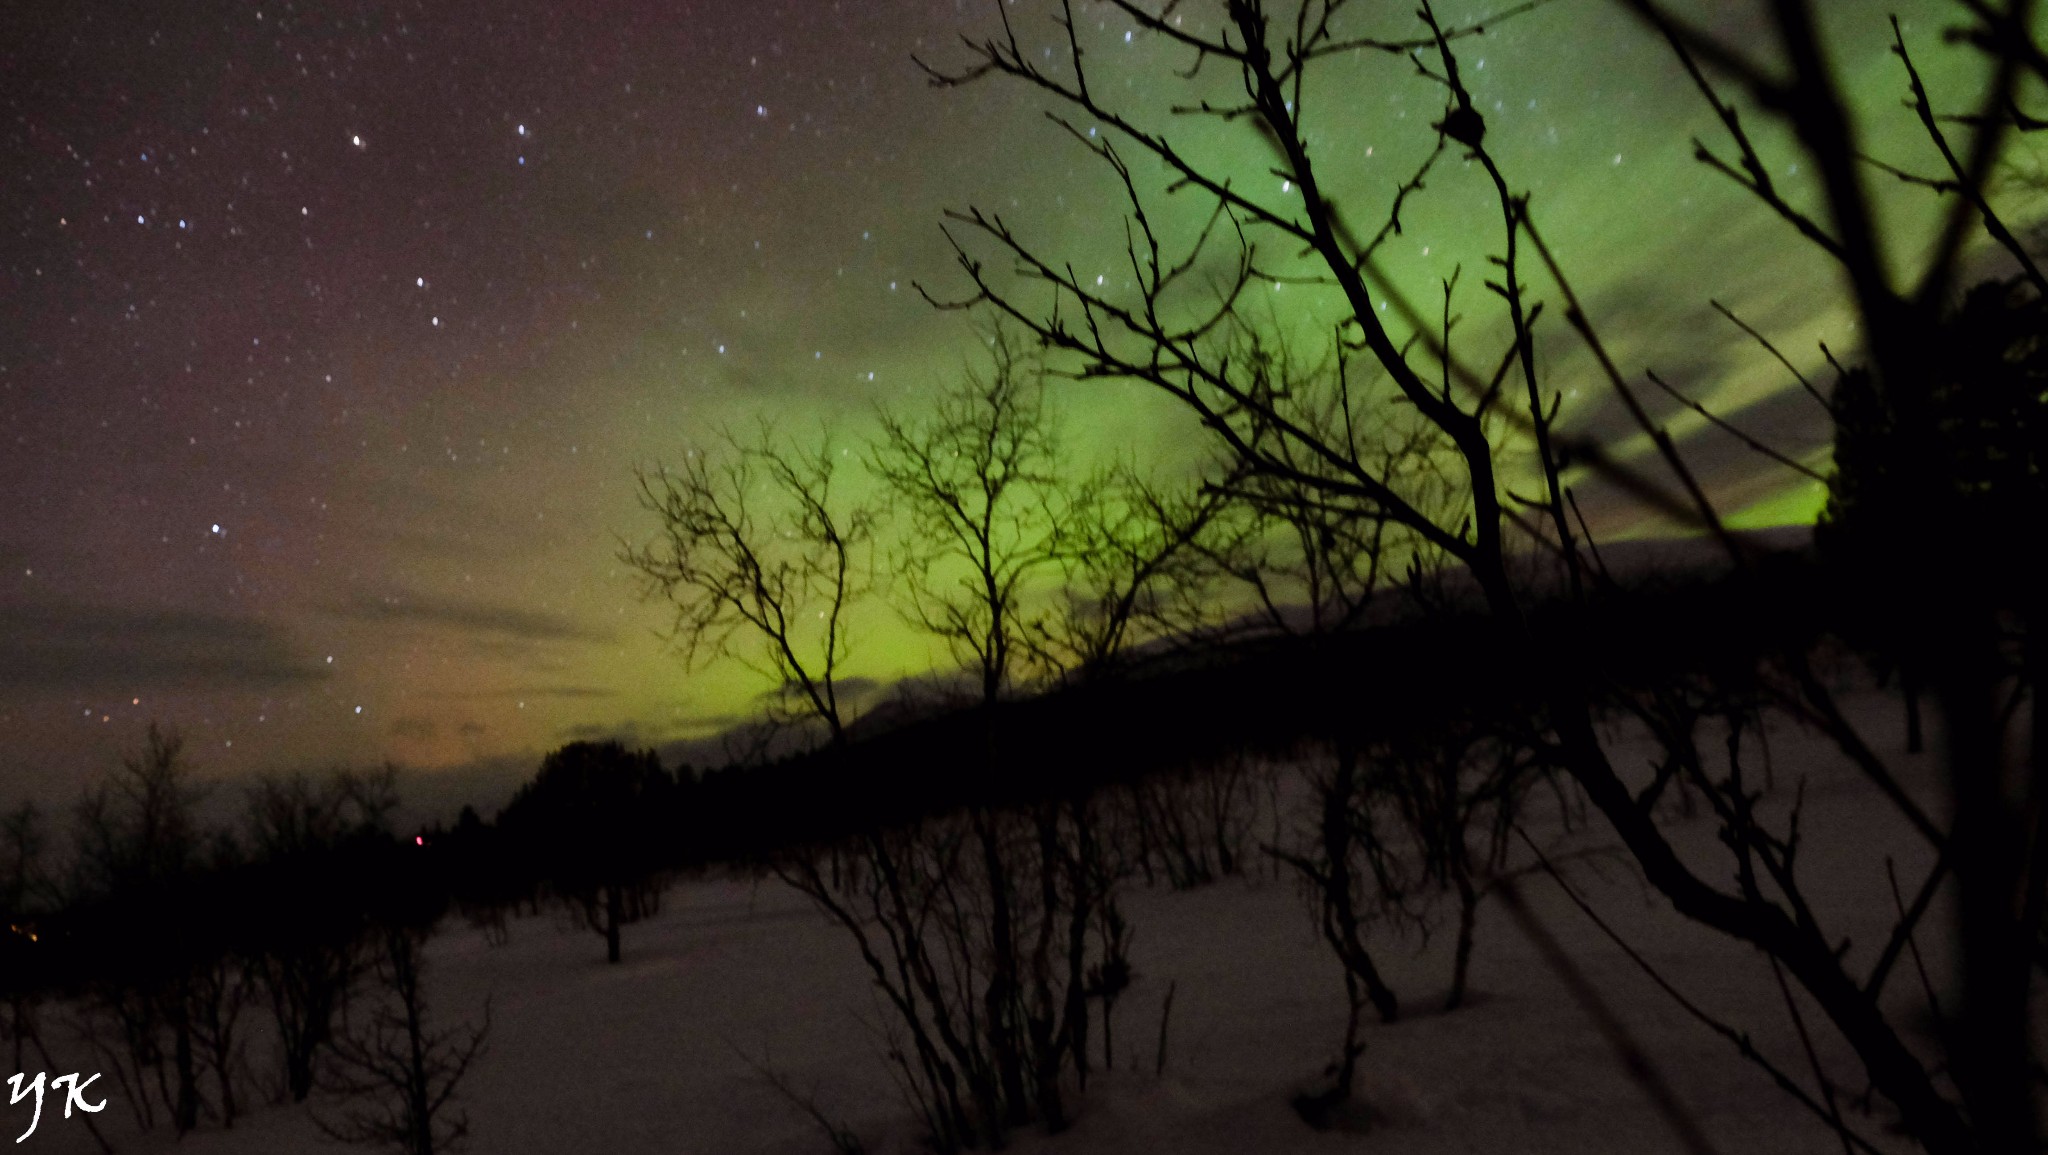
[1063,803,1092,1094]
[1334,969,1365,1102]
[1445,870,1479,1012]
[971,807,1027,1127]
[1904,667,1925,754]
[1937,613,2036,1152]
[170,986,200,1134]
[1100,996,1115,1073]
[604,885,622,965]
[1323,746,1399,1026]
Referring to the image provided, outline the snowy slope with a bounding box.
[24,681,1964,1155]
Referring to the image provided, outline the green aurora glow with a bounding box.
[1,0,2038,802]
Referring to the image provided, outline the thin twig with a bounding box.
[1709,300,1831,416]
[1514,828,1888,1155]
[1644,370,1826,481]
[1493,878,1723,1155]
[1767,951,1857,1155]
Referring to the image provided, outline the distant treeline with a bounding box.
[8,546,1830,996]
[669,547,1825,862]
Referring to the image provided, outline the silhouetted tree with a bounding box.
[872,324,1071,705]
[864,329,1131,1133]
[440,805,522,946]
[1636,9,2047,1148]
[182,830,256,1130]
[1372,723,1540,1012]
[1820,275,2046,737]
[241,766,398,1104]
[498,741,673,964]
[1025,461,1232,684]
[1191,340,1440,1100]
[917,1,2044,1148]
[624,425,877,746]
[70,723,214,1135]
[317,880,488,1155]
[1268,739,1406,1109]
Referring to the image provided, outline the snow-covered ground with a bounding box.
[25,682,1967,1154]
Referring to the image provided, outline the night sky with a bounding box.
[1,0,2025,808]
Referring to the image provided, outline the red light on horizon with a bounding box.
[415,835,424,846]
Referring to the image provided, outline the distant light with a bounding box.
[415,835,425,846]
[351,134,363,147]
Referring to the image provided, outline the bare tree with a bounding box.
[784,803,1106,1150]
[1192,341,1443,1100]
[624,425,876,746]
[73,724,206,893]
[317,923,489,1155]
[70,724,212,1135]
[497,741,674,964]
[708,330,1173,1147]
[1267,737,1408,1110]
[871,325,1070,704]
[915,0,2042,1149]
[242,767,397,1105]
[1026,461,1231,683]
[863,331,1116,1137]
[1621,5,2046,1149]
[622,409,1092,1147]
[1372,722,1541,1012]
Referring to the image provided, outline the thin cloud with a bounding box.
[417,685,620,701]
[0,600,328,692]
[390,716,437,741]
[335,591,616,645]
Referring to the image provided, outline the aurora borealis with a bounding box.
[2,0,2033,808]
